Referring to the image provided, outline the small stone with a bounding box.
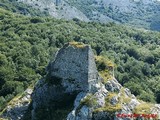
[110,96,119,105]
[105,79,122,92]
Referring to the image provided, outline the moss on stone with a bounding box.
[94,92,122,113]
[80,94,97,107]
[99,70,113,84]
[94,103,122,113]
[119,88,131,104]
[106,92,118,102]
[95,56,115,70]
[95,56,115,83]
[69,42,86,48]
[123,97,132,104]
[133,102,153,114]
[76,94,97,115]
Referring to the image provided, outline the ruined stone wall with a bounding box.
[49,43,99,92]
[30,42,100,120]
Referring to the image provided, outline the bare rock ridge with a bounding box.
[16,0,160,30]
[1,88,33,120]
[29,42,160,120]
[47,42,100,93]
[1,42,160,120]
[17,0,89,21]
[29,42,102,120]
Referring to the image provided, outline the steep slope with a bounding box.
[67,0,160,30]
[1,42,160,120]
[11,0,160,30]
[17,0,89,21]
[0,8,160,115]
[0,0,49,16]
[1,88,33,120]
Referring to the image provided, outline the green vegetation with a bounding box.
[95,56,114,83]
[94,89,153,116]
[0,7,160,111]
[80,94,97,107]
[133,102,154,114]
[76,94,97,115]
[94,103,122,113]
[119,88,132,104]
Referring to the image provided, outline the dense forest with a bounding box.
[0,7,160,111]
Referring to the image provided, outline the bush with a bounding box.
[133,103,153,114]
[30,17,44,23]
[80,94,97,107]
[137,91,155,103]
[0,81,24,96]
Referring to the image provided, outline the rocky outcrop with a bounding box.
[17,0,89,21]
[1,88,33,120]
[1,42,160,120]
[47,42,100,93]
[67,77,160,120]
[16,0,160,31]
[29,42,160,120]
[29,42,102,120]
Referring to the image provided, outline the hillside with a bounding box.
[3,0,160,31]
[17,0,89,21]
[0,0,49,16]
[2,42,160,120]
[0,7,160,114]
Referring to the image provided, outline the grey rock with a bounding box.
[93,111,112,120]
[2,42,160,120]
[94,83,108,107]
[17,0,160,31]
[67,93,92,120]
[151,104,160,114]
[67,110,76,120]
[47,43,100,93]
[128,99,140,110]
[76,105,92,120]
[105,78,122,92]
[67,83,108,120]
[17,0,89,21]
[74,92,87,108]
[121,105,132,114]
[110,96,119,105]
[124,88,132,97]
[30,42,101,119]
[67,105,92,120]
[1,88,33,120]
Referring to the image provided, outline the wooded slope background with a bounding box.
[0,1,160,111]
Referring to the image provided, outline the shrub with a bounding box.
[30,17,44,23]
[133,103,153,114]
[80,94,97,107]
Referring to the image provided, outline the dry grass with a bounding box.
[133,102,154,114]
[69,41,86,48]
